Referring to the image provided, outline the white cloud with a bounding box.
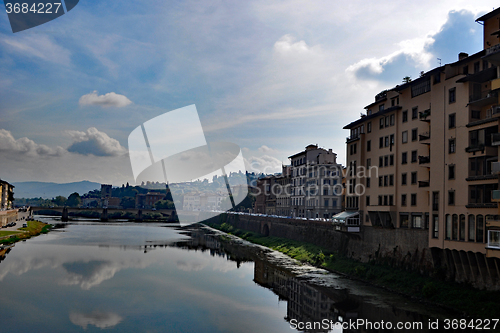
[79,91,132,108]
[69,311,123,329]
[0,129,64,157]
[245,154,282,175]
[258,145,277,154]
[66,127,127,157]
[1,34,71,66]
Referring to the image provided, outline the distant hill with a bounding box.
[12,181,101,199]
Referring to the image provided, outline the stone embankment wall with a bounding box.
[207,213,432,273]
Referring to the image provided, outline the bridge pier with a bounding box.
[101,208,108,222]
[136,209,143,222]
[62,207,69,222]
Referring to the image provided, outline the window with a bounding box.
[446,215,452,239]
[379,104,384,111]
[384,155,389,167]
[378,176,383,187]
[411,78,431,97]
[401,194,407,206]
[412,107,418,119]
[385,116,389,127]
[366,196,370,206]
[389,174,394,186]
[402,110,408,123]
[411,193,417,206]
[411,150,417,163]
[402,173,407,185]
[412,128,418,141]
[383,195,388,205]
[432,192,439,211]
[390,134,394,146]
[448,190,455,205]
[367,140,371,152]
[380,118,384,129]
[366,158,371,167]
[432,215,439,238]
[449,138,456,153]
[384,136,389,147]
[378,196,382,206]
[379,137,383,148]
[468,215,475,241]
[448,165,455,180]
[474,61,480,73]
[411,172,417,184]
[471,110,481,119]
[459,214,465,241]
[463,65,468,75]
[402,131,408,143]
[390,114,395,126]
[384,175,388,186]
[449,88,456,104]
[402,152,407,164]
[476,215,484,243]
[389,154,394,166]
[379,156,383,167]
[389,195,393,206]
[324,199,329,207]
[367,122,372,133]
[449,113,456,128]
[412,215,423,228]
[400,214,409,228]
[366,177,370,188]
[452,214,458,240]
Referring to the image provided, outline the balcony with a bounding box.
[492,133,500,146]
[484,44,500,65]
[346,134,360,143]
[492,162,500,175]
[466,203,498,208]
[418,155,430,164]
[419,109,431,121]
[418,180,430,188]
[469,90,498,107]
[419,132,430,142]
[487,215,500,227]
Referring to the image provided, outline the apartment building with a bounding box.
[0,179,14,210]
[289,145,342,219]
[343,8,500,283]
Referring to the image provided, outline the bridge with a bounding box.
[29,206,175,222]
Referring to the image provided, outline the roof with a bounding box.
[476,8,500,22]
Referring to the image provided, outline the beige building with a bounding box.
[344,8,500,282]
[0,179,14,210]
[289,145,342,219]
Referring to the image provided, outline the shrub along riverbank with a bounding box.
[0,220,52,245]
[204,221,500,319]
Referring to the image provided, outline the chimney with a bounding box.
[459,52,468,61]
[328,149,333,153]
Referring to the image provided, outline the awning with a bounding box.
[332,211,359,223]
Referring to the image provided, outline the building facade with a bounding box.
[0,180,14,210]
[289,145,342,219]
[343,8,500,282]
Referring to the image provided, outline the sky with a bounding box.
[0,0,498,185]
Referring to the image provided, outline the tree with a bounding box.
[53,196,67,207]
[67,192,81,207]
[120,197,136,209]
[402,76,412,83]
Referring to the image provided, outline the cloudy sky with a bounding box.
[0,1,498,185]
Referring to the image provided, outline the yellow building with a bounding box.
[344,7,500,287]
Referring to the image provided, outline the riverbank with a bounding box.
[0,220,52,246]
[204,221,500,319]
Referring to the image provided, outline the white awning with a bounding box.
[332,211,359,223]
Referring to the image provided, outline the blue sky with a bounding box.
[0,0,498,185]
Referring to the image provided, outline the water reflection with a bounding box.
[0,221,462,333]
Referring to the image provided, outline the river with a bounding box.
[0,217,466,332]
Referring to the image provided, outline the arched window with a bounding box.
[446,214,452,239]
[459,214,465,241]
[476,215,484,243]
[452,214,458,240]
[468,215,475,241]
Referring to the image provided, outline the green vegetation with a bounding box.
[206,221,500,319]
[0,230,22,237]
[1,220,52,245]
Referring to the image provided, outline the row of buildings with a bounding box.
[342,8,500,266]
[254,144,344,219]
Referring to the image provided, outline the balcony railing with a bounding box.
[418,155,430,164]
[486,44,500,56]
[418,181,430,188]
[465,144,485,152]
[493,190,500,201]
[419,132,430,141]
[346,134,360,143]
[469,91,498,104]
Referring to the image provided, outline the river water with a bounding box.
[0,217,463,332]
